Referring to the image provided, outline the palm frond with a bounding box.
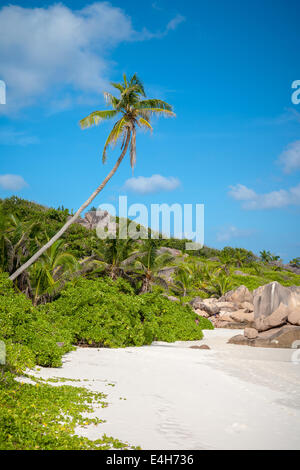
[138,117,153,132]
[110,82,124,94]
[137,107,176,119]
[138,99,173,111]
[102,118,128,163]
[129,73,146,97]
[79,110,118,129]
[103,92,120,109]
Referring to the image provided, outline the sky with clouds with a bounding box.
[0,0,300,261]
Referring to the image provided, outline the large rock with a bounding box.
[240,301,254,312]
[244,328,258,339]
[221,285,253,304]
[216,321,249,329]
[157,247,182,257]
[68,210,120,236]
[216,310,254,329]
[229,325,300,349]
[190,297,219,316]
[288,309,300,326]
[194,309,210,318]
[254,303,290,332]
[215,301,237,312]
[230,310,254,324]
[253,282,300,319]
[157,267,176,282]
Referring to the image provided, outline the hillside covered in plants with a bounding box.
[0,196,299,450]
[1,196,299,304]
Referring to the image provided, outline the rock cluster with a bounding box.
[190,285,255,329]
[76,210,117,233]
[229,281,300,348]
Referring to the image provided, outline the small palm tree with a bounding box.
[2,214,40,295]
[96,238,137,280]
[203,274,233,298]
[259,250,271,263]
[30,239,79,305]
[130,240,174,293]
[10,73,175,282]
[171,266,194,298]
[233,249,247,268]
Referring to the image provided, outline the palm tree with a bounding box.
[259,250,272,263]
[3,214,40,295]
[30,239,79,305]
[171,266,194,298]
[233,249,247,268]
[260,250,280,264]
[96,238,137,280]
[9,73,175,282]
[203,274,233,298]
[129,240,174,293]
[218,252,233,275]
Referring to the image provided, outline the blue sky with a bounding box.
[0,0,300,261]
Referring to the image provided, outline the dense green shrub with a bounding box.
[0,273,212,371]
[41,277,209,348]
[4,342,36,374]
[0,274,73,368]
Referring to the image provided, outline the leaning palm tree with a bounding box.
[10,74,175,281]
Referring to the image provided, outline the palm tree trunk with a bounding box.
[9,130,131,282]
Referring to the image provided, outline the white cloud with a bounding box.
[139,14,185,40]
[0,3,185,113]
[0,174,28,191]
[216,225,254,242]
[229,183,300,210]
[0,3,131,112]
[0,127,38,146]
[278,140,300,173]
[228,184,257,201]
[124,174,180,194]
[166,14,186,31]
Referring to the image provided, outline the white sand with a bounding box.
[30,329,300,450]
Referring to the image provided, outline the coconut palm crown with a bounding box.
[79,73,175,169]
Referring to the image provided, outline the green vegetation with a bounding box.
[1,273,208,368]
[0,371,132,450]
[0,195,299,450]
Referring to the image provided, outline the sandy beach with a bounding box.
[29,329,300,450]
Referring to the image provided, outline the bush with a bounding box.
[41,277,209,348]
[4,342,36,374]
[0,272,212,371]
[0,274,73,368]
